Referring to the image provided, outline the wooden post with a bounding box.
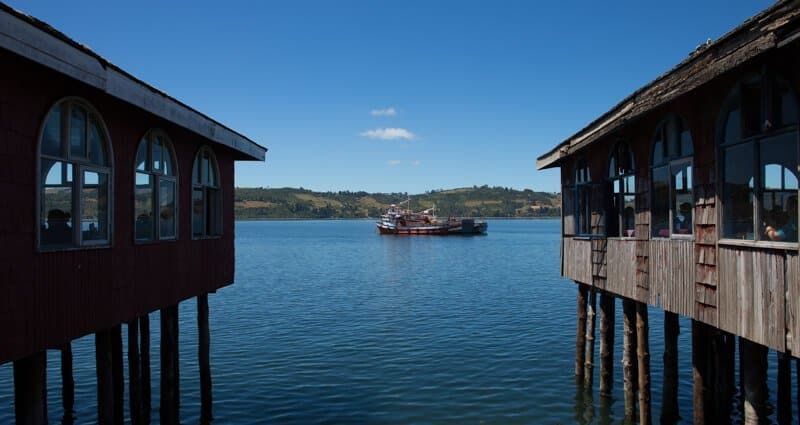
[576,283,588,381]
[13,351,47,425]
[622,298,637,423]
[598,292,614,397]
[111,324,124,425]
[198,294,213,422]
[741,338,768,424]
[61,343,75,423]
[692,320,708,425]
[584,289,597,389]
[96,329,115,425]
[140,314,151,424]
[777,352,791,425]
[661,311,679,424]
[128,319,142,425]
[636,302,651,425]
[161,305,180,425]
[711,331,734,421]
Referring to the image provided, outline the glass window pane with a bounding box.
[135,141,147,171]
[193,158,202,185]
[742,81,762,137]
[724,108,741,145]
[41,160,73,247]
[70,106,87,158]
[652,166,669,237]
[760,132,798,242]
[672,163,693,235]
[88,119,106,166]
[723,143,754,239]
[41,105,62,157]
[652,140,664,166]
[680,129,693,157]
[777,82,798,129]
[153,137,163,172]
[163,143,174,176]
[207,188,222,236]
[81,170,109,243]
[159,179,177,239]
[135,173,154,241]
[193,188,205,237]
[622,194,636,237]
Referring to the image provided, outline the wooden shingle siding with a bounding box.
[563,238,592,285]
[718,247,786,352]
[650,239,694,317]
[786,252,799,355]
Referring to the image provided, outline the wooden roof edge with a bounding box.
[0,2,267,161]
[536,0,800,170]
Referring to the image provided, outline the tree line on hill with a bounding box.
[234,186,561,219]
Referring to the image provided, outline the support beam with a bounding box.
[575,283,588,381]
[198,294,213,423]
[661,311,679,424]
[777,352,791,425]
[13,351,47,425]
[711,331,734,421]
[161,305,180,425]
[636,302,651,425]
[741,338,768,425]
[96,329,115,425]
[128,319,142,425]
[61,343,75,424]
[692,320,709,425]
[140,314,151,424]
[111,324,124,425]
[598,292,614,397]
[622,298,637,423]
[584,289,597,389]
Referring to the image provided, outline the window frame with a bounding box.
[650,115,694,240]
[573,156,596,237]
[607,141,636,239]
[36,97,114,252]
[191,145,222,240]
[134,129,179,244]
[716,70,800,248]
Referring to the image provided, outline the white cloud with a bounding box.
[412,160,421,166]
[360,128,415,140]
[371,107,397,117]
[387,160,401,166]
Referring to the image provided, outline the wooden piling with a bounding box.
[161,305,180,425]
[13,351,47,425]
[111,324,124,425]
[598,292,614,397]
[636,302,651,425]
[622,298,637,423]
[584,289,597,388]
[576,283,588,381]
[740,338,768,424]
[198,294,213,422]
[140,314,151,423]
[711,331,734,421]
[96,329,115,425]
[777,352,791,425]
[661,311,679,424]
[692,320,708,425]
[128,319,142,425]
[61,343,75,423]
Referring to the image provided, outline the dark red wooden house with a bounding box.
[0,3,266,424]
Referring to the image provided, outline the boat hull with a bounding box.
[377,219,487,235]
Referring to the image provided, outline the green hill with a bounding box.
[234,186,561,219]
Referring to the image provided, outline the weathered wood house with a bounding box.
[537,1,800,424]
[0,3,266,424]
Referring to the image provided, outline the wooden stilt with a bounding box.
[61,343,75,423]
[584,289,597,389]
[661,311,679,424]
[161,305,180,425]
[111,324,124,425]
[636,302,651,425]
[741,338,768,425]
[598,292,614,397]
[13,351,47,425]
[622,298,637,423]
[777,352,791,425]
[692,320,708,425]
[140,314,151,424]
[128,319,142,425]
[711,331,734,421]
[96,329,115,425]
[576,284,588,381]
[198,294,213,423]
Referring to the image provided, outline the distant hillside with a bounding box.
[234,186,561,219]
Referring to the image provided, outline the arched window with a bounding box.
[135,130,178,241]
[719,71,799,242]
[607,141,635,237]
[574,156,592,235]
[192,146,221,238]
[651,115,693,238]
[39,98,112,250]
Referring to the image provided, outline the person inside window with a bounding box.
[765,196,798,241]
[674,202,692,234]
[43,209,72,245]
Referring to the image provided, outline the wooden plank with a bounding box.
[607,239,638,301]
[786,253,799,356]
[563,238,592,285]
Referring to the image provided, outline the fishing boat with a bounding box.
[376,201,487,235]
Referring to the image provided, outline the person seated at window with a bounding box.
[674,202,692,234]
[623,206,635,237]
[135,212,153,240]
[43,209,72,245]
[765,197,798,242]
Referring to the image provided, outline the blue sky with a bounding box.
[14,1,773,193]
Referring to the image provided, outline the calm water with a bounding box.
[0,220,795,423]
